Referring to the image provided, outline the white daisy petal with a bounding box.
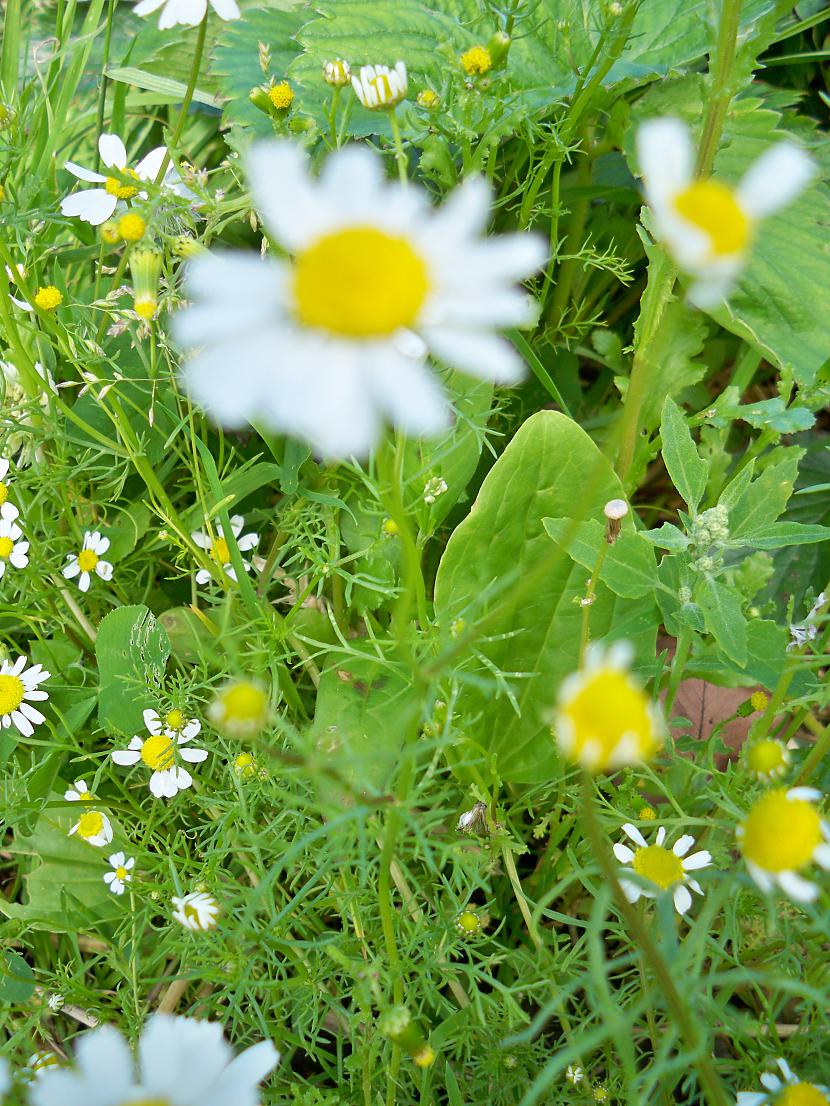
[682,850,712,871]
[672,834,694,857]
[672,884,692,915]
[98,133,127,169]
[621,824,648,849]
[777,870,818,903]
[636,116,694,209]
[736,141,815,219]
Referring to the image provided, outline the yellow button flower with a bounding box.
[460,45,492,75]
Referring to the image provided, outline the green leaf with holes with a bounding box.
[96,605,170,735]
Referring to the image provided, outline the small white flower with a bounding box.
[144,706,201,741]
[191,515,258,584]
[60,132,195,226]
[737,787,830,904]
[68,807,113,848]
[736,1056,830,1106]
[46,992,65,1012]
[28,1013,279,1106]
[351,61,408,109]
[172,890,221,931]
[614,824,712,916]
[133,0,241,30]
[566,1064,584,1084]
[111,712,209,798]
[65,779,95,802]
[104,851,135,895]
[0,655,50,736]
[174,141,545,459]
[323,58,351,87]
[636,117,814,308]
[423,476,448,505]
[62,530,114,592]
[0,508,28,576]
[787,591,826,651]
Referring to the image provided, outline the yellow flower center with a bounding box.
[461,45,492,75]
[268,82,294,110]
[0,673,25,714]
[140,733,175,771]
[632,844,684,889]
[413,1044,435,1069]
[0,482,7,505]
[118,213,146,241]
[638,805,657,820]
[740,790,822,872]
[115,865,128,880]
[234,751,255,776]
[211,537,230,564]
[165,709,186,731]
[134,295,158,320]
[750,690,769,712]
[0,536,13,558]
[34,285,63,311]
[77,548,99,572]
[778,1085,830,1106]
[293,227,430,338]
[105,168,140,199]
[455,909,481,934]
[221,681,267,722]
[77,810,104,839]
[101,220,120,245]
[559,667,658,769]
[747,738,787,777]
[417,89,440,109]
[672,180,751,257]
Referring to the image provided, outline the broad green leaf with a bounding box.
[434,411,658,784]
[729,450,802,537]
[640,522,690,552]
[104,65,221,107]
[96,605,170,735]
[697,576,748,667]
[766,437,830,611]
[542,518,661,599]
[732,521,830,550]
[660,396,708,512]
[727,397,815,434]
[0,950,34,1003]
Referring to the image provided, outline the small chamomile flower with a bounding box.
[455,908,482,936]
[636,117,814,307]
[555,642,663,772]
[0,655,50,736]
[65,779,95,803]
[745,737,790,782]
[46,992,65,1012]
[191,515,258,584]
[208,678,270,737]
[103,851,135,895]
[233,751,256,777]
[68,808,113,848]
[111,713,209,799]
[736,1056,830,1106]
[460,45,492,75]
[28,1014,279,1106]
[0,510,28,576]
[268,81,294,111]
[323,59,351,87]
[62,530,114,592]
[737,787,830,903]
[566,1065,584,1085]
[172,890,221,931]
[133,0,241,30]
[351,61,408,109]
[143,706,201,741]
[614,824,712,916]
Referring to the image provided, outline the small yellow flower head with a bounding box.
[323,59,352,87]
[118,212,146,242]
[417,89,440,109]
[133,294,158,321]
[34,285,62,311]
[460,45,493,76]
[104,167,140,200]
[555,643,663,772]
[750,690,769,712]
[638,804,657,820]
[455,908,482,936]
[234,751,256,777]
[100,220,119,245]
[209,679,270,738]
[746,738,790,782]
[413,1045,435,1069]
[737,787,830,902]
[592,1087,609,1103]
[268,81,294,111]
[381,517,399,536]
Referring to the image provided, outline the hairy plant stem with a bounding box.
[579,773,729,1106]
[388,109,408,187]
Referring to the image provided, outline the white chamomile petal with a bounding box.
[736,141,815,218]
[98,133,127,169]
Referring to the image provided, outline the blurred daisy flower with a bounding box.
[23,1051,60,1083]
[68,807,113,848]
[737,1057,829,1106]
[0,655,50,736]
[134,0,241,30]
[191,515,258,584]
[209,678,270,738]
[144,706,201,742]
[63,530,114,592]
[0,457,12,503]
[28,1013,278,1106]
[0,508,28,577]
[614,824,712,916]
[554,643,663,772]
[172,890,221,931]
[636,116,814,307]
[351,62,408,109]
[174,140,545,459]
[737,787,830,903]
[104,852,135,895]
[60,133,193,226]
[111,712,209,798]
[745,737,790,782]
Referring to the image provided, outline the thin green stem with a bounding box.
[154,14,208,185]
[94,0,117,171]
[695,0,744,177]
[388,109,408,187]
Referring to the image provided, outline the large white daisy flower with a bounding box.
[133,0,240,30]
[0,510,28,576]
[737,786,830,903]
[28,1013,279,1106]
[174,141,546,459]
[111,712,209,798]
[0,655,50,736]
[103,852,135,895]
[191,515,258,584]
[613,823,712,916]
[636,117,814,308]
[62,530,114,593]
[737,1057,830,1106]
[60,133,194,226]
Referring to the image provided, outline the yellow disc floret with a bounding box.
[293,227,430,338]
[77,548,99,572]
[211,537,230,564]
[211,680,270,737]
[740,789,822,872]
[672,180,751,257]
[234,751,256,777]
[778,1085,830,1106]
[746,738,789,780]
[34,286,63,311]
[0,673,25,714]
[750,690,769,712]
[632,845,684,889]
[557,662,660,771]
[76,810,104,839]
[417,89,440,108]
[0,536,13,559]
[165,709,185,731]
[105,168,140,199]
[268,82,294,110]
[455,909,482,935]
[461,45,493,75]
[115,865,128,880]
[134,295,158,320]
[638,805,657,821]
[0,482,7,506]
[118,213,146,241]
[140,733,175,771]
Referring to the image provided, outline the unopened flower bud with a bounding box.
[486,30,511,67]
[377,1006,435,1068]
[323,59,351,87]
